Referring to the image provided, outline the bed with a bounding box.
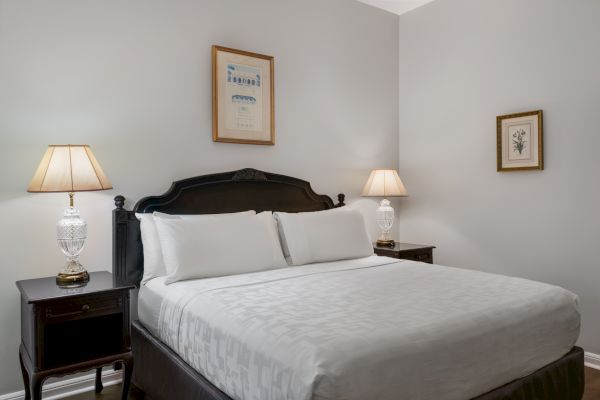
[112,168,584,400]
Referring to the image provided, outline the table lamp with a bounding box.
[361,169,408,247]
[28,145,112,286]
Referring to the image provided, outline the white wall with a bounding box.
[398,0,600,353]
[0,0,399,394]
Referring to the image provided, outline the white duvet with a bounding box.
[144,256,580,400]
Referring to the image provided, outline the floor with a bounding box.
[63,367,600,399]
[585,367,600,400]
[65,384,143,400]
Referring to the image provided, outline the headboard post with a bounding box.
[113,196,143,287]
[114,195,125,210]
[335,193,346,207]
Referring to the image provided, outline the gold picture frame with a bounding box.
[497,110,543,171]
[212,45,275,145]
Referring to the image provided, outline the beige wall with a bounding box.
[0,0,399,394]
[398,0,600,353]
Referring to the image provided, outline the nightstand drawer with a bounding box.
[43,294,123,322]
[400,251,433,263]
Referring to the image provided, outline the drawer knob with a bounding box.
[81,304,90,312]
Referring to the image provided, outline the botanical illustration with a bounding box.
[512,128,527,155]
[497,110,543,171]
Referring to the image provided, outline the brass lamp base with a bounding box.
[376,239,395,247]
[56,270,89,287]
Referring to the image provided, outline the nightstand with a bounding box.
[16,271,134,400]
[373,242,436,264]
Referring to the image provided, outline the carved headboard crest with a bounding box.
[232,168,267,181]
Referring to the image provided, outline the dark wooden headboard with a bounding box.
[112,168,345,287]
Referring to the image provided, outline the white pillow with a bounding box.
[135,210,255,285]
[154,211,287,284]
[274,208,373,265]
[136,213,167,285]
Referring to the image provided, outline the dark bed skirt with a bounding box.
[131,321,584,400]
[472,345,584,400]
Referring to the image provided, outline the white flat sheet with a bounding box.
[138,279,169,336]
[138,256,580,400]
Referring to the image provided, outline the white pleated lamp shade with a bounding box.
[361,169,408,197]
[27,145,112,193]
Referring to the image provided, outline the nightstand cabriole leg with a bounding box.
[95,367,103,393]
[29,373,43,400]
[19,349,30,400]
[121,354,134,400]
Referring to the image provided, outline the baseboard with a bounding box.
[0,369,122,400]
[585,351,600,370]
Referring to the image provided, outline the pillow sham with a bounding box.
[135,210,255,285]
[154,211,287,284]
[274,208,373,265]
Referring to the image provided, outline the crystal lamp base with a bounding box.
[375,198,396,247]
[56,269,90,287]
[56,193,89,287]
[376,239,395,247]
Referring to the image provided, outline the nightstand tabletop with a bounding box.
[16,271,134,304]
[373,242,436,252]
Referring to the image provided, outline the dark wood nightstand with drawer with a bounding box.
[16,271,134,400]
[373,242,436,263]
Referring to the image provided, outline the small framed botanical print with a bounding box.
[497,110,543,171]
[212,45,275,145]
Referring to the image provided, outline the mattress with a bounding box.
[138,256,580,400]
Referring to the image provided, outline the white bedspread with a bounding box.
[142,256,580,400]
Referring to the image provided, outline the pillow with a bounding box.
[136,213,167,285]
[154,211,287,284]
[274,208,373,265]
[135,210,255,285]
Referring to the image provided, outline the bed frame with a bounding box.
[112,168,584,400]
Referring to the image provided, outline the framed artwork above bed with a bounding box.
[212,45,275,145]
[497,110,543,171]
